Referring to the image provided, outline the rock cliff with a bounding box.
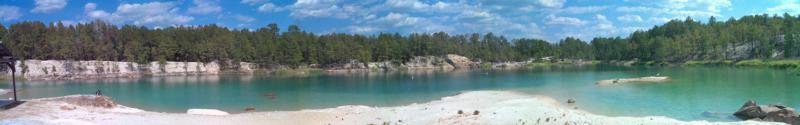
[0,60,242,80]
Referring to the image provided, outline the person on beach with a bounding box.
[95,89,102,96]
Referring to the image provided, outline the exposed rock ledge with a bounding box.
[0,60,242,80]
[596,76,670,86]
[734,100,799,124]
[0,91,781,125]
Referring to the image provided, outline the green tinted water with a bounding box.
[1,65,798,121]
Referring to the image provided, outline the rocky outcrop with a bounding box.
[734,100,799,124]
[402,56,454,70]
[367,61,397,71]
[445,54,476,69]
[2,60,236,80]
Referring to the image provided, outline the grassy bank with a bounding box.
[683,60,800,73]
[683,59,800,68]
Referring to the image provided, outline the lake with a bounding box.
[1,65,798,121]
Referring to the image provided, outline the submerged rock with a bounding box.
[733,100,800,124]
[566,98,576,104]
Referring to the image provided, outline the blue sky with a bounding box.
[0,0,798,42]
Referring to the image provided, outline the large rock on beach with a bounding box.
[734,100,800,124]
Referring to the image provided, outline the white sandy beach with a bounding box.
[0,91,784,125]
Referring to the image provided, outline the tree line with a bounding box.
[0,20,592,66]
[1,13,800,67]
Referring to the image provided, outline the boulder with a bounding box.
[763,107,800,125]
[733,100,765,120]
[445,54,475,69]
[187,109,230,115]
[734,100,800,124]
[566,98,576,104]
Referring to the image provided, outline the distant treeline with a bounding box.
[1,13,799,66]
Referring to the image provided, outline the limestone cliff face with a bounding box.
[401,56,454,70]
[445,54,476,69]
[2,60,240,80]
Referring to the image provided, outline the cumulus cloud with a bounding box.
[538,0,566,8]
[31,0,68,13]
[545,15,586,26]
[767,0,800,14]
[235,15,256,22]
[86,2,194,26]
[188,0,222,14]
[287,0,350,19]
[0,5,22,21]
[257,3,277,13]
[549,6,610,14]
[84,2,97,12]
[617,14,643,22]
[663,0,731,13]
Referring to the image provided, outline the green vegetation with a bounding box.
[2,13,800,68]
[0,20,594,67]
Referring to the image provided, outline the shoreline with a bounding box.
[0,90,783,125]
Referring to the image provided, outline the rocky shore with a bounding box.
[734,100,799,124]
[0,91,781,125]
[1,54,592,80]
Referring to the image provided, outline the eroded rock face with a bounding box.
[403,56,454,70]
[445,54,475,69]
[734,100,800,124]
[3,60,223,80]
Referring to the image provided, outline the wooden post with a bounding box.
[11,67,16,102]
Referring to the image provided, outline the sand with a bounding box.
[596,76,670,86]
[0,91,784,125]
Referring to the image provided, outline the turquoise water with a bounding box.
[1,65,798,121]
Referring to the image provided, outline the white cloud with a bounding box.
[617,14,643,22]
[31,0,68,13]
[545,15,586,26]
[84,3,97,12]
[287,0,350,19]
[649,17,675,23]
[241,0,267,5]
[347,25,381,33]
[257,3,277,13]
[768,0,800,14]
[376,13,421,27]
[616,6,661,13]
[0,5,22,21]
[550,6,609,14]
[664,0,731,13]
[538,0,566,8]
[87,2,194,26]
[188,0,222,14]
[235,15,256,22]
